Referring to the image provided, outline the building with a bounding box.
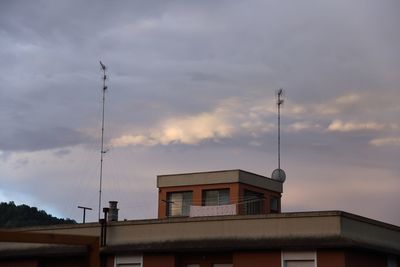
[157,170,282,218]
[1,169,399,267]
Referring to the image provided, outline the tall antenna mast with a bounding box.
[277,88,283,170]
[271,88,286,183]
[98,60,108,220]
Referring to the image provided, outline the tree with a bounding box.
[0,202,76,228]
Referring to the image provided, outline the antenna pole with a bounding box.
[277,89,284,170]
[78,206,92,223]
[271,89,286,183]
[98,61,108,221]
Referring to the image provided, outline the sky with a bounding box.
[1,0,399,225]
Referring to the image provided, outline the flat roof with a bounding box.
[157,169,283,193]
[2,211,399,257]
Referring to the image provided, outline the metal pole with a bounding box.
[277,89,284,171]
[278,93,281,170]
[78,206,92,223]
[99,61,107,221]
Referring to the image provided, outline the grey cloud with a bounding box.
[0,127,90,152]
[0,0,399,225]
[53,149,71,158]
[186,72,223,83]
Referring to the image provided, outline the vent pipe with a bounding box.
[108,201,119,222]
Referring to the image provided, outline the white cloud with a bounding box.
[111,134,158,147]
[110,97,278,147]
[327,119,385,132]
[314,93,361,115]
[110,91,399,147]
[335,93,361,105]
[288,121,320,132]
[370,137,400,147]
[111,112,233,147]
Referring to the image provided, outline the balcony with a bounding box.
[189,204,237,217]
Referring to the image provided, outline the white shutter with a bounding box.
[285,260,314,267]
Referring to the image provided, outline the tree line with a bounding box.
[0,201,76,228]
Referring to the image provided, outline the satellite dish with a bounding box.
[271,168,286,183]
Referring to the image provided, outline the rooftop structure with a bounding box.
[157,169,283,218]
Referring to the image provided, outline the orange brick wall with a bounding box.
[238,183,281,214]
[233,251,281,267]
[143,253,176,267]
[345,251,387,267]
[317,250,346,267]
[177,253,232,267]
[158,183,240,218]
[38,257,86,267]
[106,255,115,267]
[0,260,38,267]
[158,182,281,218]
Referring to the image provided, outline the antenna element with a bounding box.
[98,61,108,220]
[271,88,286,183]
[77,206,92,223]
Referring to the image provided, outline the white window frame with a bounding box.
[281,251,317,267]
[114,255,143,267]
[387,255,398,267]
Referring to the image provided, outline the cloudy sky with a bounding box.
[1,0,399,225]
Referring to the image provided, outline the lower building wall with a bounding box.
[176,253,232,267]
[233,251,280,267]
[0,258,85,267]
[2,249,398,267]
[317,250,346,267]
[143,253,175,267]
[0,260,38,267]
[106,255,115,267]
[345,251,387,267]
[38,257,86,267]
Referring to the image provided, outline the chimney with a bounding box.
[107,201,119,222]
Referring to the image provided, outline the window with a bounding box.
[115,255,142,267]
[167,191,193,217]
[270,197,279,213]
[285,261,314,267]
[387,255,397,267]
[203,189,230,206]
[282,251,316,267]
[244,190,264,215]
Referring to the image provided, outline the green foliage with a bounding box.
[0,201,76,228]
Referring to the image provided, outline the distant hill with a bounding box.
[0,201,76,228]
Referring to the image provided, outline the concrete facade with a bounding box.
[2,211,400,253]
[1,212,400,266]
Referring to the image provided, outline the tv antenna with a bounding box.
[98,61,108,220]
[77,206,92,223]
[271,88,286,183]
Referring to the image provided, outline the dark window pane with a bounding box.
[167,191,193,217]
[270,197,279,212]
[203,189,230,206]
[244,190,263,215]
